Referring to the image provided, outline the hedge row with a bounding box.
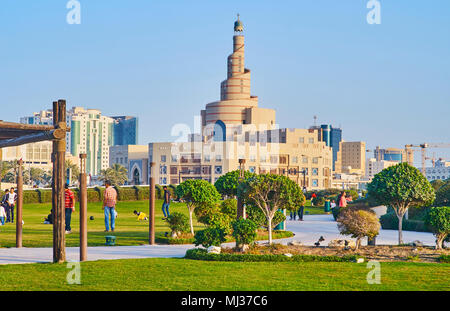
[379,212,432,233]
[21,185,176,204]
[438,255,450,263]
[185,248,363,263]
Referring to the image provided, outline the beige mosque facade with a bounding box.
[148,16,333,190]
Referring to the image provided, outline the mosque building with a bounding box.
[147,16,333,190]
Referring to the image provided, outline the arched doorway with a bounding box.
[214,120,226,141]
[133,168,141,185]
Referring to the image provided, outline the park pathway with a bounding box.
[0,214,439,265]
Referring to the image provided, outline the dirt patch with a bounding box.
[221,244,450,263]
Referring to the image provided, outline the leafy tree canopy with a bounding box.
[214,170,256,197]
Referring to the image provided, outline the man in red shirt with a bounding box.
[65,183,76,234]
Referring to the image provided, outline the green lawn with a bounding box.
[0,258,448,291]
[0,200,205,248]
[0,200,292,248]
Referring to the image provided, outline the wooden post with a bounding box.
[79,154,87,261]
[52,100,67,263]
[149,162,155,245]
[16,159,23,248]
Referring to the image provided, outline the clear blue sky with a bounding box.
[1,0,449,162]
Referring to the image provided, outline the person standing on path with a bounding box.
[103,180,117,232]
[162,186,171,219]
[6,188,17,223]
[338,191,347,208]
[64,184,76,234]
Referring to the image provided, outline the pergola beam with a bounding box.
[0,129,66,148]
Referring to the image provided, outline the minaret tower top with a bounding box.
[234,14,244,33]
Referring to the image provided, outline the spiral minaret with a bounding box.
[203,15,259,125]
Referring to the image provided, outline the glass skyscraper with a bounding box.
[112,116,138,146]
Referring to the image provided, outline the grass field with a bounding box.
[0,258,448,291]
[0,199,298,248]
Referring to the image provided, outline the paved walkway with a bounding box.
[0,214,440,265]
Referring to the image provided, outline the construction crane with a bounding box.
[405,143,450,175]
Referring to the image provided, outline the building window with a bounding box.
[302,156,308,164]
[171,155,178,162]
[160,165,167,175]
[270,156,278,164]
[161,155,166,162]
[312,168,319,176]
[299,137,305,144]
[249,166,256,173]
[309,138,314,144]
[214,166,223,174]
[312,179,319,187]
[216,155,222,162]
[292,156,298,164]
[260,155,267,163]
[312,157,319,164]
[204,155,211,162]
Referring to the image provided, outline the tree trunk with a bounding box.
[268,217,273,245]
[397,214,403,245]
[189,208,194,236]
[355,237,361,250]
[436,234,445,250]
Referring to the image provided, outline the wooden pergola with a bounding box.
[0,100,83,263]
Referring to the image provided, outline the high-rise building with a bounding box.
[66,107,114,175]
[335,141,366,175]
[373,147,406,163]
[316,124,342,171]
[20,108,138,175]
[112,116,138,146]
[365,158,398,179]
[148,16,334,190]
[19,110,53,126]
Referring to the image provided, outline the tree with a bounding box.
[431,179,445,192]
[434,182,450,207]
[25,167,44,186]
[367,163,435,244]
[337,209,380,249]
[214,170,255,197]
[175,179,221,235]
[100,164,128,186]
[426,206,450,249]
[65,160,80,184]
[238,174,305,244]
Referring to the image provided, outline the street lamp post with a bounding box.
[237,159,246,219]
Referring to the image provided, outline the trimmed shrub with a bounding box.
[426,206,450,249]
[194,226,227,248]
[438,255,450,263]
[115,186,138,201]
[87,189,101,202]
[155,185,163,200]
[23,190,39,204]
[220,199,237,218]
[232,218,258,247]
[337,209,380,249]
[165,212,190,237]
[135,186,149,200]
[380,212,432,233]
[185,248,363,262]
[37,189,52,203]
[246,204,286,230]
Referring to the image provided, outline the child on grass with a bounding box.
[0,204,6,226]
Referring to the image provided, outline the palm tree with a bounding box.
[109,163,128,185]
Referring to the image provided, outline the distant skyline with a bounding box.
[1,0,449,164]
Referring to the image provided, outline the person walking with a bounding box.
[338,191,347,208]
[289,210,297,220]
[0,202,6,225]
[103,180,117,232]
[162,186,171,219]
[64,184,76,234]
[5,188,17,223]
